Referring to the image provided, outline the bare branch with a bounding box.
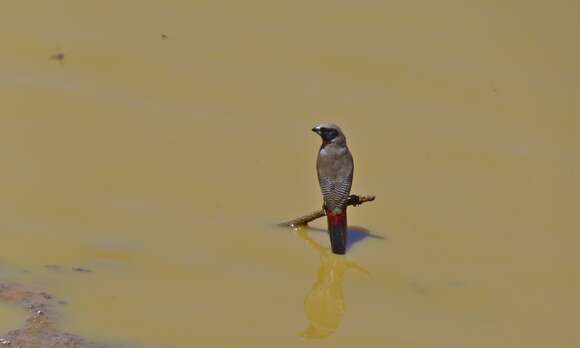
[280,194,375,227]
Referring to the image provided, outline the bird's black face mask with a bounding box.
[313,127,339,142]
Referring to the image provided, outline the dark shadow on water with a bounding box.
[305,225,384,251]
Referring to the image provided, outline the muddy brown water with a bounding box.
[1,1,579,347]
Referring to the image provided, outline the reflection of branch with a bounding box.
[281,194,375,227]
[346,261,370,276]
[297,228,327,254]
[297,227,370,275]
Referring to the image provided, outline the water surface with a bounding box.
[1,1,579,347]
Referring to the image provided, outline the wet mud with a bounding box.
[0,283,107,348]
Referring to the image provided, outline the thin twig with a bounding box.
[280,194,375,227]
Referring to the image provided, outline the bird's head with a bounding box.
[312,123,346,145]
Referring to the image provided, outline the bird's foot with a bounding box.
[348,194,361,206]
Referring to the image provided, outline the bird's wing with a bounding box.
[319,171,353,212]
[316,145,354,212]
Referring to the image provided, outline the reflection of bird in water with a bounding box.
[297,228,369,339]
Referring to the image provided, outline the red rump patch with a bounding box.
[326,210,346,225]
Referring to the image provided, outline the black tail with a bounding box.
[326,210,347,254]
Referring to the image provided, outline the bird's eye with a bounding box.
[319,128,338,140]
[326,129,338,139]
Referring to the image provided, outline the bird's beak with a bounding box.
[312,127,322,135]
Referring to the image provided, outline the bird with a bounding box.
[312,123,354,254]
